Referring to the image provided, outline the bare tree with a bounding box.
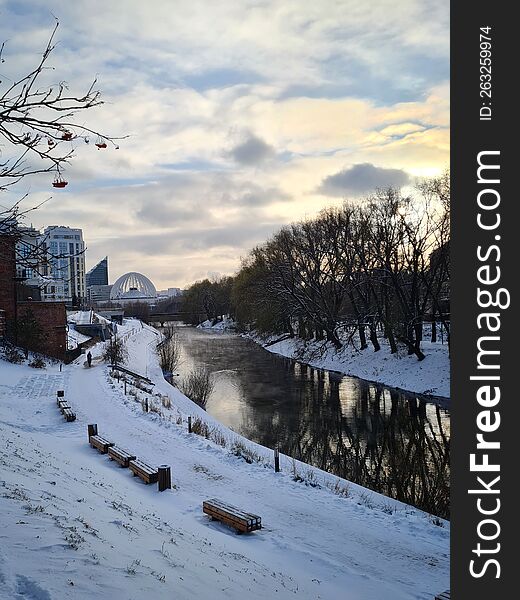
[230,173,450,362]
[0,19,124,285]
[180,367,214,410]
[0,20,122,194]
[157,325,181,375]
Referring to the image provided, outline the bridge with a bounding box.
[148,312,192,325]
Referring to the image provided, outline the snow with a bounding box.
[67,311,93,325]
[67,325,92,350]
[0,320,450,599]
[198,317,236,332]
[247,334,450,400]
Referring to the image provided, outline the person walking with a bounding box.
[86,351,92,368]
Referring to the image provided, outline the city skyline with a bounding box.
[1,0,449,288]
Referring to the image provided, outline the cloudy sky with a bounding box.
[1,0,449,289]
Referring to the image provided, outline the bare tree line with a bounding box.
[181,173,450,360]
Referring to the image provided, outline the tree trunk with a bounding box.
[407,324,415,355]
[298,316,306,340]
[431,316,437,343]
[387,327,398,354]
[369,324,380,352]
[326,329,342,350]
[358,322,368,350]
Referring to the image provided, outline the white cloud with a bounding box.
[1,0,449,287]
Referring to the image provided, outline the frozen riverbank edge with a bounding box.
[198,320,450,401]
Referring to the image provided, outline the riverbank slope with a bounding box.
[1,320,449,599]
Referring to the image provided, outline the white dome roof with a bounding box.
[110,272,157,300]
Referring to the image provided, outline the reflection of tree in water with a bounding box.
[178,329,450,519]
[238,364,450,519]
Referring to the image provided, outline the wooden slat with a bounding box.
[434,592,450,600]
[128,459,158,483]
[89,435,114,453]
[130,459,156,475]
[108,446,136,467]
[203,499,261,523]
[63,408,76,422]
[203,499,261,532]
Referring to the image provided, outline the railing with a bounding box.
[108,363,154,385]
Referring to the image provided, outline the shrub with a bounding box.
[29,356,46,369]
[326,478,350,498]
[179,367,214,409]
[303,467,320,488]
[101,336,128,365]
[291,458,304,482]
[191,417,210,438]
[157,328,181,377]
[210,427,227,448]
[231,441,261,464]
[3,347,24,363]
[149,402,162,415]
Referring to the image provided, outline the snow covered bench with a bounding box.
[128,459,158,484]
[434,591,450,600]
[89,435,115,454]
[108,446,136,468]
[62,407,76,422]
[203,499,262,534]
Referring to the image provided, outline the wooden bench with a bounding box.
[108,446,136,468]
[128,459,158,484]
[62,407,76,422]
[89,435,115,454]
[434,592,450,600]
[203,499,261,534]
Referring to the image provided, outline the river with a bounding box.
[171,325,450,519]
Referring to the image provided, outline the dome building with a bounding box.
[110,272,157,304]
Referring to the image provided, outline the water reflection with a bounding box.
[172,326,450,519]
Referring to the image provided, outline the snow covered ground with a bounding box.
[0,320,449,599]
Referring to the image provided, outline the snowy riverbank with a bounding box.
[1,320,449,599]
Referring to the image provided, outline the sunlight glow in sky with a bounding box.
[1,0,449,288]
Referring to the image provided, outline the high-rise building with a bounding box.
[42,226,86,305]
[13,225,64,302]
[15,226,42,280]
[86,256,109,287]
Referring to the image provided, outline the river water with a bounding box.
[172,326,450,519]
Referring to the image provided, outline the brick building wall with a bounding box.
[17,301,67,361]
[0,234,17,326]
